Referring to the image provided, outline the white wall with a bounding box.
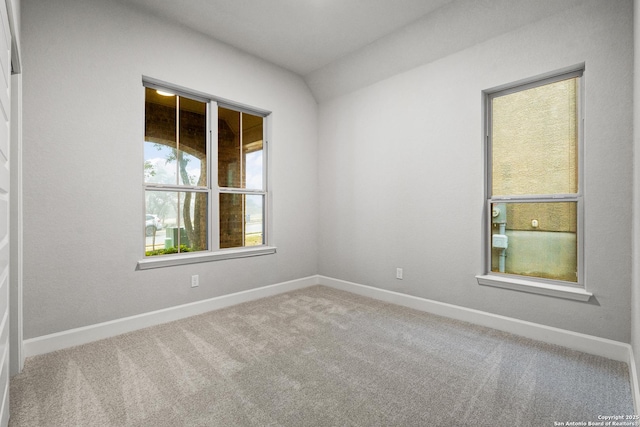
[306,0,584,102]
[20,0,635,347]
[21,0,318,339]
[633,0,640,383]
[318,0,633,342]
[8,0,21,377]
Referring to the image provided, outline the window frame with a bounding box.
[138,78,275,270]
[475,67,592,301]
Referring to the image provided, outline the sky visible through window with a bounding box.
[245,150,263,190]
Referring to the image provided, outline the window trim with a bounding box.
[138,78,275,270]
[475,67,591,301]
[475,274,592,301]
[137,246,277,270]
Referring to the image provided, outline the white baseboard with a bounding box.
[22,273,639,414]
[319,275,639,411]
[23,275,319,358]
[318,276,631,363]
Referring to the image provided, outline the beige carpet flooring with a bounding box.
[9,285,634,426]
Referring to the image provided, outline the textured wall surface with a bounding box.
[306,0,584,102]
[20,0,634,349]
[632,0,640,388]
[21,0,319,339]
[318,0,633,342]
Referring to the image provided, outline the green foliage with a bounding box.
[144,160,156,180]
[145,245,193,257]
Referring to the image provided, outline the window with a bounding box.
[477,69,591,301]
[217,106,266,249]
[141,82,273,268]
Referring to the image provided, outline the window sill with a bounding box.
[137,246,277,270]
[475,274,592,302]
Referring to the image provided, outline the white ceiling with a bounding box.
[119,0,456,76]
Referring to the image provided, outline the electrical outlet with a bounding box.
[191,274,199,288]
[396,268,403,280]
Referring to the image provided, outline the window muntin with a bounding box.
[486,70,582,286]
[143,84,268,258]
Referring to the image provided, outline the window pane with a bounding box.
[245,150,263,190]
[144,88,207,187]
[491,78,578,196]
[490,202,577,282]
[219,193,264,248]
[145,88,177,185]
[178,97,207,186]
[145,190,208,256]
[243,113,263,190]
[218,107,263,189]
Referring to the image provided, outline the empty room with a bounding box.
[1,0,640,425]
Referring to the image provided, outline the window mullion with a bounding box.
[263,123,269,246]
[210,101,219,251]
[176,95,180,186]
